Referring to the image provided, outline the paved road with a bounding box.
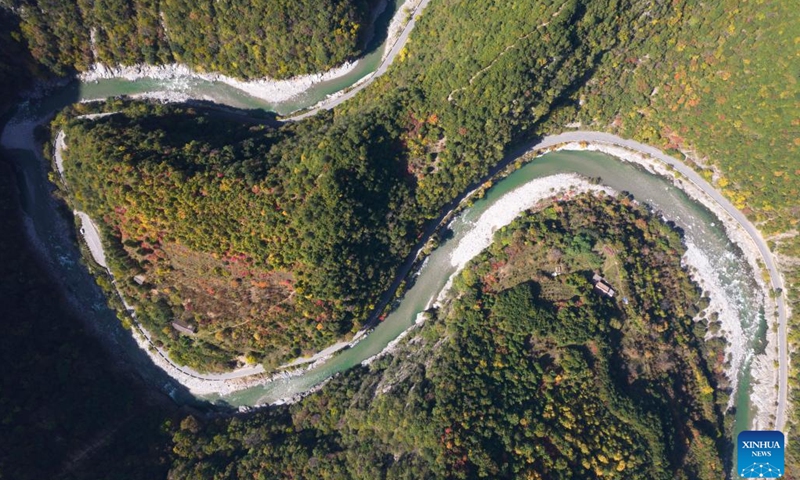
[55,132,108,269]
[286,0,432,121]
[72,0,439,385]
[530,131,789,430]
[75,212,108,268]
[59,108,790,409]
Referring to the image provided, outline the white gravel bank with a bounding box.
[365,175,617,365]
[46,123,783,414]
[436,173,615,306]
[80,61,357,104]
[282,340,351,368]
[129,91,193,104]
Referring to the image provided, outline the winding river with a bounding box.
[213,148,766,426]
[0,0,782,457]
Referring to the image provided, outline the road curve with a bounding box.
[2,0,438,388]
[199,129,787,412]
[283,9,787,429]
[529,131,788,430]
[52,127,268,385]
[285,0,433,121]
[43,0,437,386]
[7,0,786,409]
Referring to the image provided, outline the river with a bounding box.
[3,99,765,454]
[0,3,767,451]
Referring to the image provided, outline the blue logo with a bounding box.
[738,430,784,478]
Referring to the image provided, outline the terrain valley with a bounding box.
[0,0,797,478]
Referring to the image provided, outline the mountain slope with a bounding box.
[2,0,372,79]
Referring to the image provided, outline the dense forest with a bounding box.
[52,0,799,451]
[168,195,729,479]
[545,0,800,460]
[0,0,373,79]
[0,8,39,114]
[57,100,419,370]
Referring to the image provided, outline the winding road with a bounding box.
[20,0,439,389]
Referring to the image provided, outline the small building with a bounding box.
[592,273,616,298]
[133,274,147,285]
[172,321,196,335]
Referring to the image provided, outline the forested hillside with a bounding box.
[342,0,800,461]
[0,8,38,113]
[58,0,797,408]
[546,0,800,461]
[568,0,800,308]
[1,0,372,79]
[169,195,728,479]
[58,100,418,370]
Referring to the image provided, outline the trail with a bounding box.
[447,3,567,103]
